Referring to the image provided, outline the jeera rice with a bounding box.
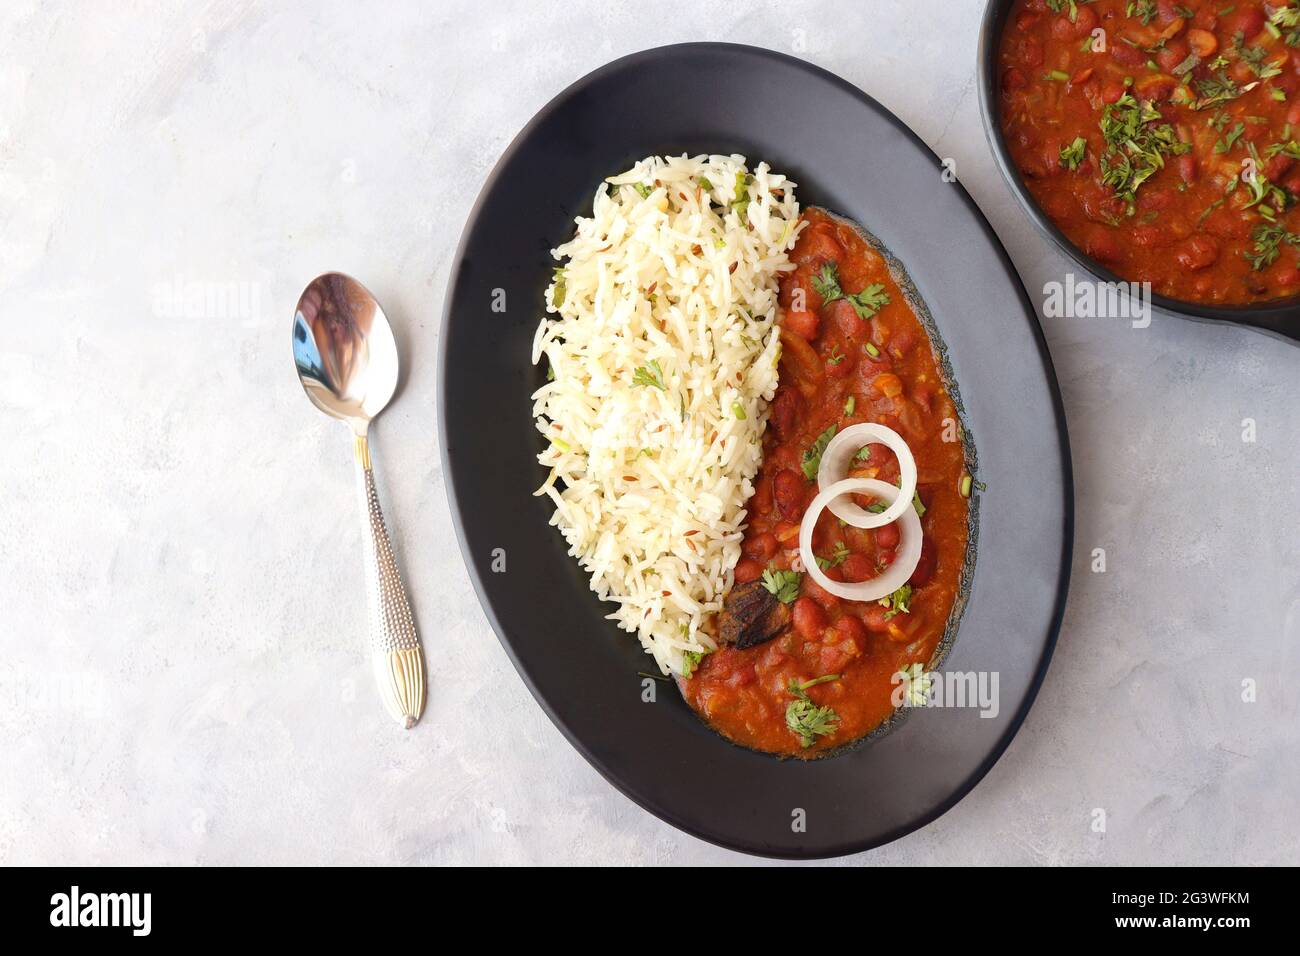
[530,154,803,676]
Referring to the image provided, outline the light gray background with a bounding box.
[1,0,1296,866]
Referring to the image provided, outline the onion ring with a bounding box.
[816,422,917,529]
[798,477,922,602]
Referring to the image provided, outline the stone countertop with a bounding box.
[1,0,1296,865]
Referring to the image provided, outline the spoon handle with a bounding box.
[354,433,426,729]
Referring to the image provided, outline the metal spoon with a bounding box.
[292,272,426,729]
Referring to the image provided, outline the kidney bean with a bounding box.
[1222,7,1265,40]
[1083,225,1121,263]
[908,537,936,587]
[1174,234,1219,271]
[802,576,841,611]
[833,614,867,652]
[1019,36,1044,68]
[792,597,827,640]
[1111,43,1147,68]
[1073,6,1097,37]
[792,223,844,267]
[769,388,801,439]
[839,553,875,583]
[785,309,819,340]
[829,299,866,340]
[773,468,805,518]
[860,603,892,634]
[742,531,778,563]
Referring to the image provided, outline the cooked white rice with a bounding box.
[530,154,802,675]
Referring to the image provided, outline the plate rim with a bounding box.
[437,40,1075,858]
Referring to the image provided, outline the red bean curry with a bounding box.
[678,209,972,758]
[999,0,1300,304]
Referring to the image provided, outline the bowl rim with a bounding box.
[976,0,1300,342]
[437,40,1075,858]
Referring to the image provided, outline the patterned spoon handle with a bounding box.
[354,433,425,728]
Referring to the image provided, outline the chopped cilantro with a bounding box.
[760,567,802,604]
[1060,136,1087,171]
[879,584,913,621]
[785,676,841,748]
[801,425,837,480]
[631,359,667,391]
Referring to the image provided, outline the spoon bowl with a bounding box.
[293,273,399,434]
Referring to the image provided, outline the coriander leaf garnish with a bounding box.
[845,283,891,319]
[1099,93,1191,210]
[810,263,889,318]
[1193,72,1243,110]
[801,424,837,480]
[1240,147,1290,215]
[879,584,913,621]
[815,541,851,571]
[1272,7,1300,47]
[1267,140,1300,160]
[1214,122,1246,154]
[896,662,932,707]
[760,567,802,604]
[786,676,841,748]
[633,182,653,199]
[912,490,926,518]
[1246,222,1300,270]
[681,649,705,678]
[811,261,843,302]
[1237,43,1284,79]
[1059,136,1087,170]
[631,359,667,391]
[1126,0,1156,25]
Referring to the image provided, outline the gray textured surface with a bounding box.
[1,0,1297,866]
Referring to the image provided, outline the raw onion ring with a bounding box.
[816,423,917,529]
[798,477,922,602]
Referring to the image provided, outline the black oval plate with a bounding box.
[439,43,1072,858]
[977,0,1300,340]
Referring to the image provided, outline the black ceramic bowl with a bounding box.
[977,0,1300,341]
[440,42,1072,857]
